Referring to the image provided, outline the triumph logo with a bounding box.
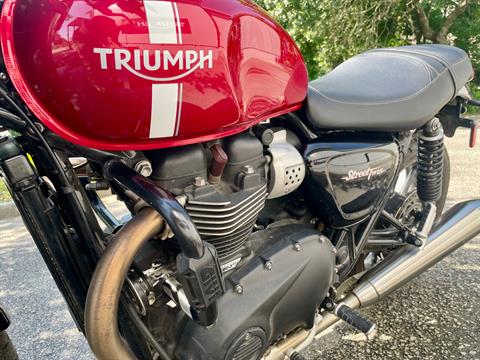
[341,167,387,182]
[93,48,213,82]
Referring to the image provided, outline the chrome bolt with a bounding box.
[243,165,254,174]
[147,291,156,305]
[264,261,273,271]
[325,301,334,310]
[194,177,206,187]
[235,284,243,294]
[245,332,252,341]
[124,150,137,159]
[293,243,301,252]
[332,247,337,254]
[0,73,7,81]
[134,160,153,177]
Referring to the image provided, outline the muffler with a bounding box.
[352,199,480,306]
[267,199,480,358]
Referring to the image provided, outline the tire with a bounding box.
[0,331,19,360]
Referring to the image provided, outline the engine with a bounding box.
[146,129,306,272]
[134,129,399,360]
[136,129,333,360]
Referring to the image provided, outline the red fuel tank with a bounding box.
[0,0,308,150]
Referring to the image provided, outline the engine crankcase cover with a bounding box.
[175,224,335,360]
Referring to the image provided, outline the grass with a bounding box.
[0,179,11,202]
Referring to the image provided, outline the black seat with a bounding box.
[306,45,473,132]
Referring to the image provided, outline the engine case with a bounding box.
[304,134,400,227]
[175,224,335,360]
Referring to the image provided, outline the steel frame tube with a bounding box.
[105,160,205,259]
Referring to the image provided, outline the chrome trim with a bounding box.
[353,200,480,307]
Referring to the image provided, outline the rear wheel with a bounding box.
[0,331,19,360]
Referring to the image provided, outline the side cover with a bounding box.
[0,0,308,150]
[304,135,400,227]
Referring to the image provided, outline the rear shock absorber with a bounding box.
[415,117,444,242]
[418,117,444,203]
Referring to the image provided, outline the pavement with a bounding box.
[0,129,479,359]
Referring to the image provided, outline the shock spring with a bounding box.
[417,118,444,203]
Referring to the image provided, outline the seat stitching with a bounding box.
[375,47,468,66]
[368,46,468,65]
[369,47,470,85]
[361,52,441,76]
[315,52,434,103]
[309,46,470,107]
[375,47,468,95]
[309,68,448,106]
[383,48,474,93]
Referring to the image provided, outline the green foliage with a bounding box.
[255,0,480,82]
[0,179,11,202]
[450,4,480,86]
[254,0,328,78]
[468,84,480,113]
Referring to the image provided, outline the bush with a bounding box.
[0,180,11,202]
[255,0,480,82]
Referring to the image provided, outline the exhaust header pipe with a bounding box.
[268,199,480,358]
[85,208,165,360]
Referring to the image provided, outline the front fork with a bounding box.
[0,135,90,329]
[0,134,156,359]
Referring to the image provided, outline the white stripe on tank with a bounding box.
[144,1,183,139]
[149,83,180,138]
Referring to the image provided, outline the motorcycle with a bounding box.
[0,1,479,359]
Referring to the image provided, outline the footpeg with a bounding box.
[323,298,376,337]
[381,203,437,248]
[335,304,376,337]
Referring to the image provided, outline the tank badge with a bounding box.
[93,0,214,83]
[341,167,387,182]
[93,48,213,82]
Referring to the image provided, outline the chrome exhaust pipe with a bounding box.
[351,199,480,308]
[266,199,480,358]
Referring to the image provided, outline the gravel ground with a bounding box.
[0,130,479,359]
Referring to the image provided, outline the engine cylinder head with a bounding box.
[417,118,444,203]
